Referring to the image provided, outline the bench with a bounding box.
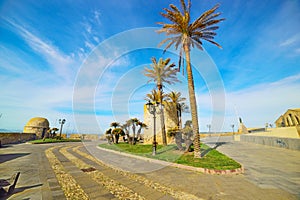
[0,172,20,197]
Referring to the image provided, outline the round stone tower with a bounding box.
[23,117,50,138]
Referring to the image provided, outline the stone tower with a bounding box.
[23,117,50,139]
[143,104,176,144]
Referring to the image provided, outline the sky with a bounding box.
[0,0,299,133]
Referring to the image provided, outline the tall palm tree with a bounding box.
[157,0,224,158]
[165,91,188,128]
[144,57,179,145]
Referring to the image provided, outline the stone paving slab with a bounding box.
[68,147,176,200]
[52,147,115,200]
[0,143,66,200]
[203,136,300,197]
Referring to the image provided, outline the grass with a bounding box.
[99,142,241,170]
[30,138,81,144]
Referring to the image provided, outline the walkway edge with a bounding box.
[96,146,244,175]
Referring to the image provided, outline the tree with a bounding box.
[144,57,180,145]
[136,121,148,141]
[121,121,131,142]
[165,91,188,128]
[110,122,120,129]
[112,128,125,144]
[157,0,224,157]
[145,89,163,103]
[129,118,139,144]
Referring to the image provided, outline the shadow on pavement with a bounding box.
[201,142,227,157]
[0,153,30,164]
[0,145,13,149]
[0,183,43,200]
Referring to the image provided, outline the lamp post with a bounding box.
[146,101,160,156]
[206,124,211,133]
[231,124,235,133]
[59,119,66,139]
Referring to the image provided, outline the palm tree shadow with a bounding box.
[201,142,227,157]
[0,153,30,164]
[156,146,177,155]
[0,183,43,200]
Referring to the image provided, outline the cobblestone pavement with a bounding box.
[202,136,300,197]
[0,141,298,200]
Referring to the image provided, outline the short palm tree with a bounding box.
[145,89,165,103]
[136,121,148,140]
[129,118,139,142]
[110,122,120,129]
[157,0,224,158]
[121,122,131,142]
[165,91,187,128]
[144,57,180,145]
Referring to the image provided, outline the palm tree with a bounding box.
[144,57,180,145]
[121,122,131,142]
[145,89,162,103]
[110,122,120,129]
[165,91,188,128]
[129,118,139,144]
[157,0,224,158]
[136,121,148,140]
[110,122,121,143]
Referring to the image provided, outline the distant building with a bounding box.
[23,117,50,138]
[275,109,300,127]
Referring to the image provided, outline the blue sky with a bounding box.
[0,0,299,133]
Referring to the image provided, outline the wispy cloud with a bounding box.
[4,18,75,82]
[193,73,300,131]
[279,34,300,47]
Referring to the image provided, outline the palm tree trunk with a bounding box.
[158,86,167,146]
[184,44,201,158]
[137,127,142,140]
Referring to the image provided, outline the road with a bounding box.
[0,140,298,200]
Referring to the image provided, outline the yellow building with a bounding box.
[275,109,300,127]
[23,117,50,138]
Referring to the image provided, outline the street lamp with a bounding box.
[146,100,160,156]
[206,124,211,133]
[59,119,66,139]
[231,124,235,133]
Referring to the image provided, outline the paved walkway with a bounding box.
[202,136,300,197]
[0,140,298,199]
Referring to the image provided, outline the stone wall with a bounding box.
[249,126,299,138]
[0,133,36,145]
[69,134,99,140]
[237,134,300,151]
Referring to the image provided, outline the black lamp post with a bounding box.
[146,100,160,156]
[207,124,211,133]
[231,124,235,133]
[59,119,66,139]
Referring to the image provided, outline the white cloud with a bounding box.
[4,19,75,82]
[227,74,300,128]
[193,73,300,131]
[279,34,300,47]
[93,10,101,25]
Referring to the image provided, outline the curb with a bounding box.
[96,146,244,175]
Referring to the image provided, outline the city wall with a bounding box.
[0,132,36,145]
[235,134,300,151]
